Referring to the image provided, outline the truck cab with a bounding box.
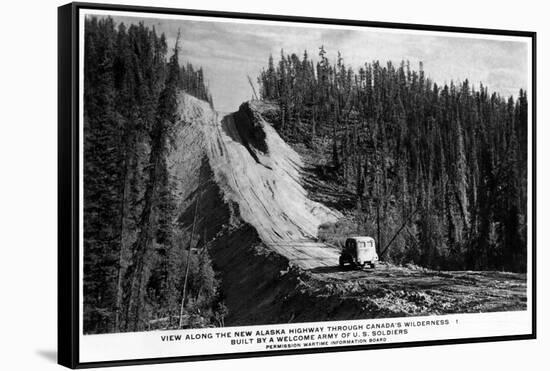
[339,236,378,269]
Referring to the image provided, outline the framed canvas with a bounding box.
[58,2,536,368]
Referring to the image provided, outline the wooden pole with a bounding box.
[379,207,419,258]
[179,185,201,328]
[379,181,447,258]
[247,75,259,100]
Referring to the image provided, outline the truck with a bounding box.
[339,236,378,269]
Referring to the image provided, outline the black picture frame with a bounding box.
[58,2,537,368]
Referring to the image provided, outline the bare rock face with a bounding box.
[166,93,342,325]
[170,93,340,246]
[232,101,268,155]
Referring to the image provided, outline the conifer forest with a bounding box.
[258,48,528,273]
[83,17,220,334]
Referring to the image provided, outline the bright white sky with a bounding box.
[102,14,529,113]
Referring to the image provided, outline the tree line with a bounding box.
[83,16,222,334]
[258,47,528,272]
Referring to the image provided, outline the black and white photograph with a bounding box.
[56,2,535,368]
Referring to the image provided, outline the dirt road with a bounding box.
[295,262,528,317]
[267,241,340,269]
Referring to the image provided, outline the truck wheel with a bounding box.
[370,263,376,269]
[339,256,345,268]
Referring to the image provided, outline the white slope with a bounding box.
[171,93,341,269]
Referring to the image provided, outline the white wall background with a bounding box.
[0,0,546,369]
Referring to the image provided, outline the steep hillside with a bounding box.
[167,93,344,324]
[168,94,342,265]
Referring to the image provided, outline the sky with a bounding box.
[94,13,529,113]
